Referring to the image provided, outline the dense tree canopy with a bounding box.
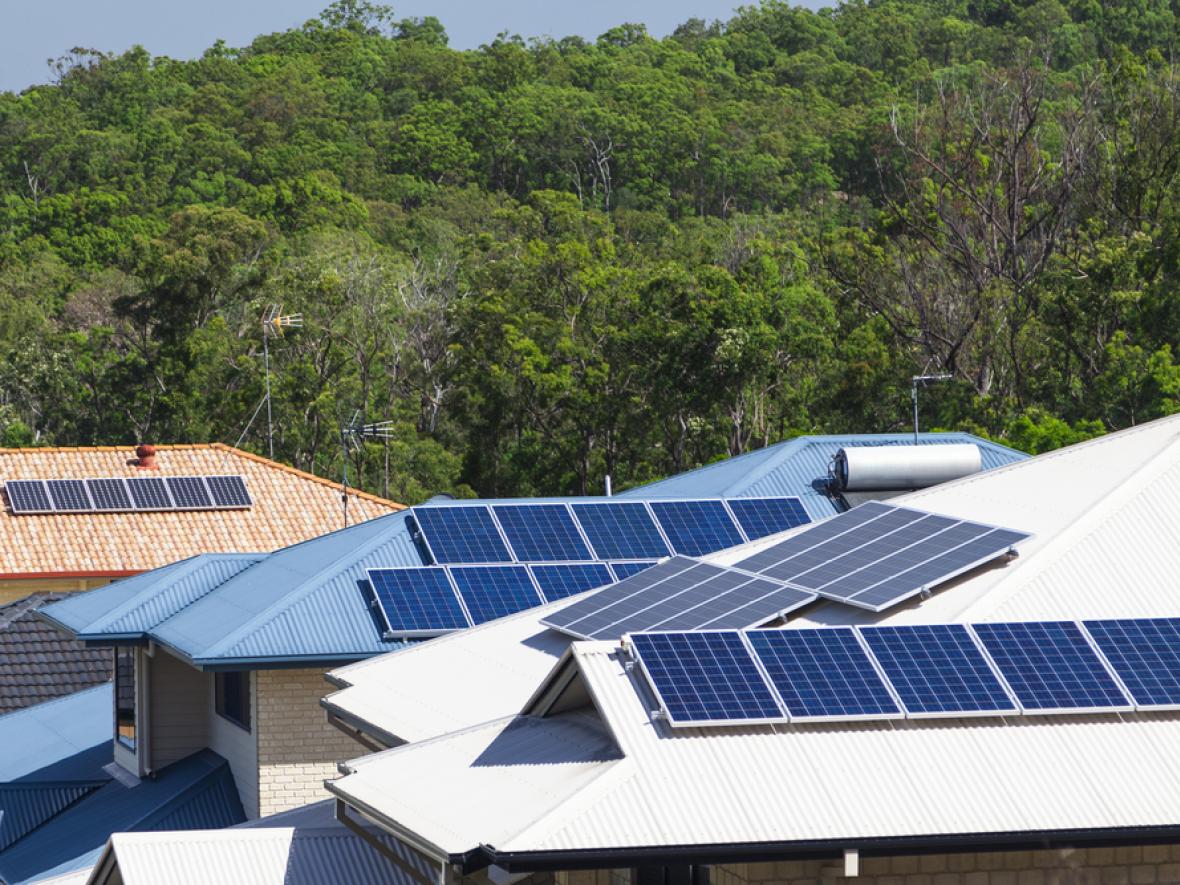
[1,0,1177,499]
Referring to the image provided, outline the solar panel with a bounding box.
[366,568,470,637]
[206,475,252,508]
[166,476,214,509]
[972,622,1132,713]
[727,497,810,540]
[542,557,815,641]
[609,561,657,581]
[529,563,614,601]
[648,499,745,555]
[492,504,591,561]
[570,502,671,560]
[5,480,52,514]
[746,628,902,721]
[630,631,784,726]
[413,506,514,564]
[735,503,1029,612]
[45,479,92,512]
[87,478,132,511]
[1082,618,1180,709]
[450,565,543,625]
[859,624,1017,717]
[126,476,173,510]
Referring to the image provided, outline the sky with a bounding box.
[0,0,767,94]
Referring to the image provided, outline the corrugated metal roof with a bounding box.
[0,749,244,885]
[620,433,1027,520]
[0,685,111,783]
[89,800,439,885]
[0,782,103,851]
[326,414,1180,858]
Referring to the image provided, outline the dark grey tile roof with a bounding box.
[0,594,110,714]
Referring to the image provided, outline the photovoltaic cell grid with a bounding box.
[366,568,469,636]
[541,556,816,641]
[735,501,1030,612]
[450,565,543,625]
[631,631,784,725]
[859,624,1016,716]
[492,504,591,561]
[530,563,615,601]
[972,621,1132,712]
[726,497,811,540]
[5,475,253,514]
[412,507,513,564]
[630,616,1180,727]
[609,561,657,581]
[647,500,746,556]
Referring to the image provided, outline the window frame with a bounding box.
[114,646,137,750]
[215,670,252,732]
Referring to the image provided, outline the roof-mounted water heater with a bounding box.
[833,443,982,491]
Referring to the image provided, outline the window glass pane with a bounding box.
[115,648,136,750]
[215,671,251,731]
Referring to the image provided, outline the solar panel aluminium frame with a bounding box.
[966,621,1135,716]
[4,479,55,514]
[1080,618,1180,712]
[628,629,790,728]
[364,566,475,639]
[83,477,134,511]
[164,476,216,511]
[489,501,596,562]
[44,478,95,513]
[764,504,1032,613]
[203,474,253,509]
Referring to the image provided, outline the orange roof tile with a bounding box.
[0,444,404,577]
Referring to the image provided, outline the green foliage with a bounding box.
[0,0,1177,500]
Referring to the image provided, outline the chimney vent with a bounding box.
[134,444,158,470]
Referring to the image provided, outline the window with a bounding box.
[215,671,251,731]
[114,647,136,750]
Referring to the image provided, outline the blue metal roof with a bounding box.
[0,684,112,783]
[0,748,245,884]
[0,781,104,851]
[620,433,1028,520]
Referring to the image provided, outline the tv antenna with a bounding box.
[911,372,953,442]
[340,410,395,527]
[260,304,302,459]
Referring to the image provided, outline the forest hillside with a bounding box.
[1,0,1176,500]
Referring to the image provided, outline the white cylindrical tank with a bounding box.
[834,444,982,491]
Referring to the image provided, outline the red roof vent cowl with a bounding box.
[134,444,158,470]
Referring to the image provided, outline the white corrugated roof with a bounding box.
[326,414,1180,858]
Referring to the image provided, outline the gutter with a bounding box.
[470,826,1180,874]
[0,569,141,580]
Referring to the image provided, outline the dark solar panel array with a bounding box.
[734,502,1030,612]
[629,617,1175,727]
[412,496,811,565]
[5,475,252,514]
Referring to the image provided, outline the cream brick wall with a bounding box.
[705,844,1180,885]
[255,668,361,817]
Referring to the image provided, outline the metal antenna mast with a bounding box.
[911,373,953,442]
[340,411,395,528]
[260,304,302,459]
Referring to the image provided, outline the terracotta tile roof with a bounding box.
[0,444,404,577]
[0,594,110,713]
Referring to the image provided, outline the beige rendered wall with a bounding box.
[208,670,260,819]
[0,575,114,604]
[255,668,360,817]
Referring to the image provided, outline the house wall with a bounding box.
[208,670,260,820]
[553,846,1180,885]
[146,649,209,771]
[0,575,114,604]
[255,668,360,817]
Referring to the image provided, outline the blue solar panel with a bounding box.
[1083,618,1180,709]
[727,497,810,540]
[972,622,1131,713]
[649,500,745,556]
[414,506,514,564]
[366,568,470,636]
[530,563,614,601]
[746,628,901,720]
[126,476,172,510]
[166,476,214,509]
[87,478,132,511]
[609,561,657,581]
[5,480,52,514]
[859,624,1017,716]
[571,502,671,560]
[45,479,92,512]
[450,565,543,625]
[492,504,591,561]
[206,475,252,508]
[631,631,784,725]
